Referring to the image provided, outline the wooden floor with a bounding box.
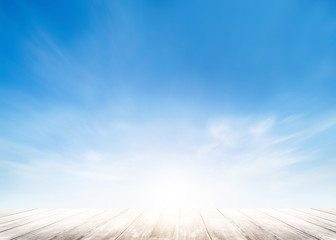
[0,209,336,240]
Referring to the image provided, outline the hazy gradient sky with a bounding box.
[1,0,336,207]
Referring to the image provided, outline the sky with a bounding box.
[0,0,336,207]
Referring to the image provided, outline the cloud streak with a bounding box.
[1,110,335,207]
[1,0,336,208]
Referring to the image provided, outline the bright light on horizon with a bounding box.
[134,166,217,208]
[1,0,336,207]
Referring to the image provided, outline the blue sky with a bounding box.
[1,0,336,207]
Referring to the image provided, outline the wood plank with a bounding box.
[280,209,336,232]
[296,209,336,223]
[116,208,163,240]
[80,208,143,240]
[239,209,318,240]
[50,208,127,240]
[312,209,336,217]
[148,208,180,240]
[199,208,246,240]
[0,209,36,218]
[12,209,106,240]
[176,208,210,240]
[0,209,336,239]
[0,209,84,239]
[324,209,336,215]
[218,209,280,240]
[0,209,53,225]
[260,209,336,240]
[0,209,59,232]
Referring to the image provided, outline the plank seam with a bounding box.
[216,209,252,240]
[293,209,336,224]
[237,209,282,240]
[274,209,336,234]
[198,211,213,240]
[11,209,87,240]
[0,209,37,219]
[47,209,109,240]
[312,209,336,217]
[0,209,57,226]
[75,209,129,240]
[147,208,165,239]
[0,209,76,234]
[48,209,128,240]
[258,209,321,240]
[114,210,144,240]
[175,208,180,240]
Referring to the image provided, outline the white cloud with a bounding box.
[1,113,336,207]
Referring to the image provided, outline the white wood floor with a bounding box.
[0,208,336,239]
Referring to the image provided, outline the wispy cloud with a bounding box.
[2,0,336,209]
[1,111,336,207]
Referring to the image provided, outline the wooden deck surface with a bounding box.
[0,209,336,239]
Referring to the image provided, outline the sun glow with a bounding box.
[154,179,196,207]
[139,166,214,207]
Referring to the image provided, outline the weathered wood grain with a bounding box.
[81,209,143,240]
[280,209,336,232]
[0,209,60,233]
[260,209,336,240]
[218,208,280,240]
[148,208,179,239]
[312,209,336,217]
[11,209,107,240]
[116,209,162,240]
[0,209,335,240]
[50,208,127,240]
[177,208,210,240]
[199,208,246,240]
[0,210,36,219]
[239,209,317,240]
[0,209,83,239]
[297,209,336,223]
